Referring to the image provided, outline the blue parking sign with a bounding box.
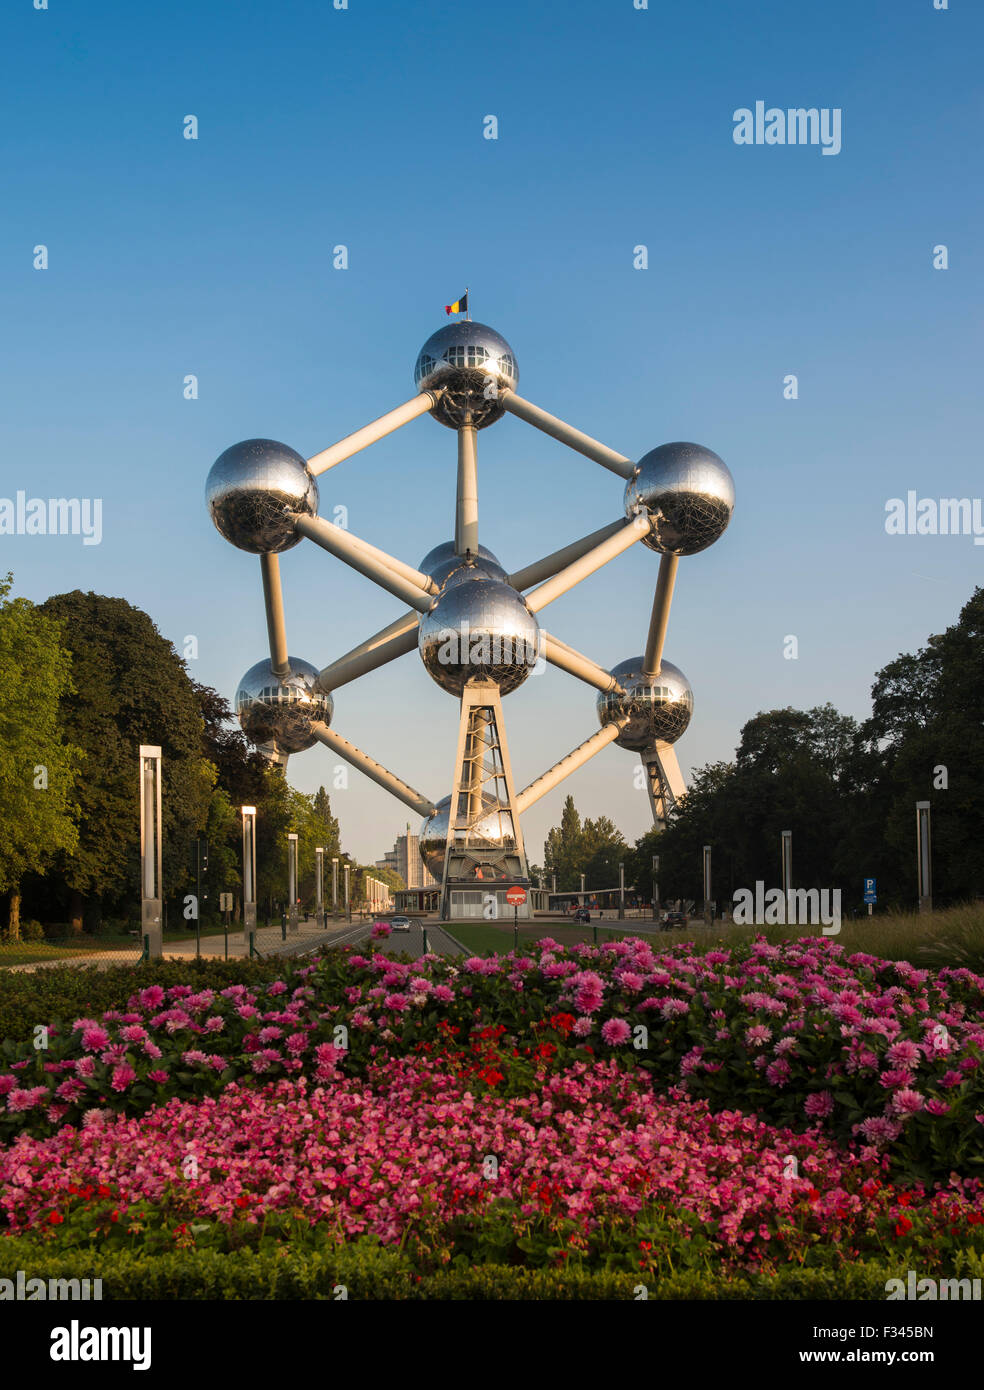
[863,878,877,904]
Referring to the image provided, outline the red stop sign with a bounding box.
[506,886,527,906]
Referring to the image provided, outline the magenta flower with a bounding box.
[600,1018,631,1046]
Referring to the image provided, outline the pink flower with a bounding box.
[892,1088,925,1115]
[804,1091,834,1118]
[110,1065,137,1092]
[600,1018,631,1046]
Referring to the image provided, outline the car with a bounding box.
[573,907,591,923]
[390,915,412,933]
[661,910,688,931]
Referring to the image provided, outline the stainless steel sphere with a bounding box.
[418,576,540,696]
[418,541,508,588]
[597,657,693,750]
[414,322,519,429]
[419,793,514,881]
[625,442,734,555]
[235,656,333,755]
[206,439,319,554]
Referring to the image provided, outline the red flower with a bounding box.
[895,1215,913,1237]
[47,1211,63,1225]
[235,1194,250,1208]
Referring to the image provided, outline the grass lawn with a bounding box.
[0,922,236,969]
[444,903,984,971]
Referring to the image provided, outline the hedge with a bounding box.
[0,958,295,1045]
[0,1238,947,1300]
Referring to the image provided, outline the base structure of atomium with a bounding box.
[206,318,734,919]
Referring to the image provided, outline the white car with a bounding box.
[390,915,412,933]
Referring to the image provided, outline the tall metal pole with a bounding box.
[344,863,351,922]
[241,806,257,944]
[315,847,324,927]
[781,830,793,923]
[618,862,625,920]
[332,857,339,917]
[287,832,298,933]
[139,746,163,958]
[702,844,713,926]
[580,872,585,905]
[916,802,932,913]
[652,854,660,924]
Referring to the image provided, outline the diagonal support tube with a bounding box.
[291,513,436,613]
[307,392,438,476]
[541,632,621,694]
[643,552,679,676]
[318,612,420,692]
[501,390,637,480]
[310,722,436,817]
[525,513,652,613]
[260,553,290,680]
[507,518,628,592]
[515,721,627,814]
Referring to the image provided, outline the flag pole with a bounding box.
[466,286,470,322]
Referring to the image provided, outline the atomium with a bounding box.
[419,793,514,881]
[625,442,735,556]
[414,321,519,430]
[597,658,693,750]
[235,656,333,755]
[418,576,540,696]
[207,439,319,554]
[209,315,733,914]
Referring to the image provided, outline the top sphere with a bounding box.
[418,541,508,588]
[206,439,318,554]
[414,322,519,429]
[625,442,734,556]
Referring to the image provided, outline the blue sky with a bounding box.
[2,0,981,867]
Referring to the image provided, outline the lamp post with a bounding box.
[652,853,659,924]
[287,833,299,933]
[916,802,932,913]
[332,857,339,918]
[579,872,585,905]
[618,861,625,920]
[781,830,792,924]
[315,847,324,927]
[241,806,257,945]
[139,746,163,958]
[344,862,351,921]
[703,845,712,927]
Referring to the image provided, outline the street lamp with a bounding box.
[139,745,163,958]
[241,806,257,944]
[332,857,339,918]
[315,847,324,927]
[916,802,932,913]
[344,862,351,922]
[287,833,299,933]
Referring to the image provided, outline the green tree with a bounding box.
[0,576,81,938]
[543,795,584,890]
[36,591,212,930]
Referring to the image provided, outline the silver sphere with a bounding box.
[625,442,734,556]
[207,439,319,554]
[597,657,693,750]
[419,793,514,882]
[235,656,333,756]
[418,576,540,696]
[418,541,508,588]
[414,321,519,429]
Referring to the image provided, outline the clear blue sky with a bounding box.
[2,0,981,868]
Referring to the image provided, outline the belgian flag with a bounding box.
[445,291,468,316]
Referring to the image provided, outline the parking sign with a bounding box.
[863,878,876,904]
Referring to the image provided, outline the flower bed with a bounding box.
[4,1059,983,1274]
[1,936,982,1185]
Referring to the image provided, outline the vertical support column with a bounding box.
[643,553,680,677]
[580,872,586,905]
[138,745,163,959]
[315,847,324,927]
[241,806,257,943]
[344,863,351,921]
[703,845,713,926]
[455,421,478,556]
[618,862,625,920]
[287,832,299,932]
[332,857,339,917]
[652,853,660,924]
[916,801,932,913]
[781,830,793,921]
